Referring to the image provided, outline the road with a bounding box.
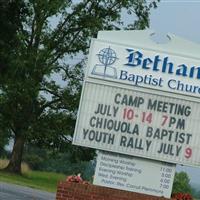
[0,182,56,200]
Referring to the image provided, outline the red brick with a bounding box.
[56,181,172,200]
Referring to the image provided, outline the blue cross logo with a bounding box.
[92,47,118,79]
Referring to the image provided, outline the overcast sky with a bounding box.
[150,0,200,185]
[150,0,200,43]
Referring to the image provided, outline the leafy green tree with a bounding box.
[0,0,21,157]
[0,116,10,156]
[0,0,159,174]
[172,172,192,194]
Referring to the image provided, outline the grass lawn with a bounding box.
[0,170,66,192]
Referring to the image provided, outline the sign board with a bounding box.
[94,151,175,198]
[87,39,200,98]
[73,31,200,167]
[73,81,200,166]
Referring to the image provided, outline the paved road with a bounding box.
[0,182,56,200]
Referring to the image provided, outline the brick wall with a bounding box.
[56,181,174,200]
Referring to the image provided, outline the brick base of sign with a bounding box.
[56,181,174,200]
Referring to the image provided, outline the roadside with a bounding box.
[0,182,56,200]
[0,170,66,193]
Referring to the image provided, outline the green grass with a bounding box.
[0,170,66,192]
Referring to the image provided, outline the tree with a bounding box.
[0,0,22,70]
[0,115,10,156]
[0,0,159,174]
[0,0,22,157]
[172,172,192,194]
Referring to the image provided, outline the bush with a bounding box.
[172,172,192,194]
[23,145,95,181]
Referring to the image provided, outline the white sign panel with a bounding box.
[87,39,200,98]
[94,151,175,198]
[73,81,200,166]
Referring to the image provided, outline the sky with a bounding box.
[149,0,200,185]
[150,0,200,44]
